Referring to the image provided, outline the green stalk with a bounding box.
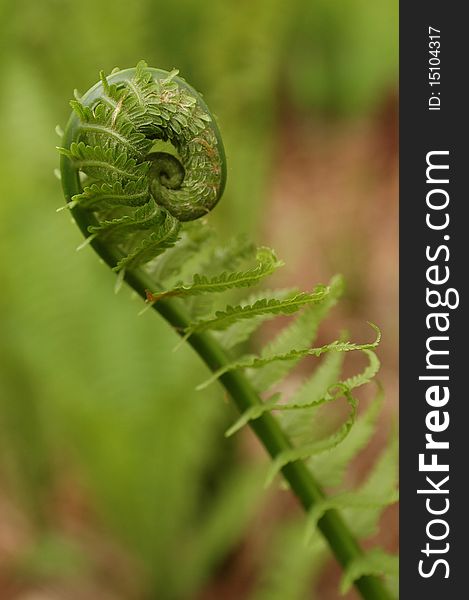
[61,203,393,600]
[125,269,393,600]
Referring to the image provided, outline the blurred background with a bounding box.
[0,1,398,598]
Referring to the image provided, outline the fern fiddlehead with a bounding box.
[59,61,226,276]
[59,62,396,600]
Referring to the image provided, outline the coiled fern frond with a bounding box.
[58,62,397,600]
[60,61,225,275]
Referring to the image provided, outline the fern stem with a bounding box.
[123,269,393,600]
[61,172,394,600]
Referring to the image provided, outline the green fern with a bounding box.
[305,429,398,541]
[186,288,331,336]
[146,247,283,302]
[59,62,397,600]
[248,274,344,392]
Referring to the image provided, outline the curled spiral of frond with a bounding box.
[59,61,226,272]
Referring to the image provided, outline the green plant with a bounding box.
[58,62,397,599]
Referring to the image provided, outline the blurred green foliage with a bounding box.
[0,1,396,597]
